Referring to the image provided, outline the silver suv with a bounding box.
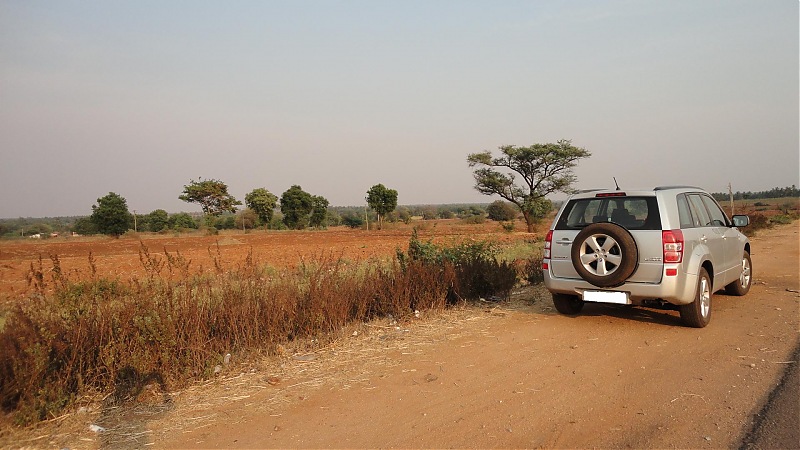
[543,186,751,328]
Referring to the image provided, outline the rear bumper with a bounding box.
[543,262,698,306]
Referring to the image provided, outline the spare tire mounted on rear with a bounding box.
[571,222,638,288]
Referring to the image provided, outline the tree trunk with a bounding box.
[523,211,535,233]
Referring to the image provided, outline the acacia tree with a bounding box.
[280,185,314,229]
[245,188,278,228]
[366,184,398,230]
[90,192,132,236]
[179,178,241,220]
[468,140,590,232]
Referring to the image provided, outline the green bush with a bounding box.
[461,215,485,225]
[169,213,198,230]
[398,229,517,301]
[524,254,544,285]
[770,213,799,225]
[487,200,518,221]
[341,214,364,229]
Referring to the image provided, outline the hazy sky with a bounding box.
[1,0,798,218]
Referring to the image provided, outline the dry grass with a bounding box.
[0,285,550,449]
[0,233,528,431]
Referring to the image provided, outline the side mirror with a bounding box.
[732,215,750,227]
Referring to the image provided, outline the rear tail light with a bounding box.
[662,230,684,264]
[544,230,553,259]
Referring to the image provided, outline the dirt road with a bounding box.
[4,222,798,449]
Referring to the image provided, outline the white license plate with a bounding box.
[582,290,630,304]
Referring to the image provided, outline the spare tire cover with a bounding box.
[570,222,638,288]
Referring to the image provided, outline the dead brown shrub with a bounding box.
[0,236,517,426]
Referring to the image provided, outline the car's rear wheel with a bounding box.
[680,267,712,328]
[725,250,752,296]
[571,222,638,288]
[552,293,584,315]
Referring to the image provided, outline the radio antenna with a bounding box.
[613,177,620,191]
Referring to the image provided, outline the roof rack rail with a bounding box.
[577,188,604,193]
[653,185,702,191]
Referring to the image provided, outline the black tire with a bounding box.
[680,267,712,328]
[571,222,638,288]
[725,250,752,296]
[552,293,584,315]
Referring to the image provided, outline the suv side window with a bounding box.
[677,194,694,228]
[687,194,712,227]
[701,195,729,227]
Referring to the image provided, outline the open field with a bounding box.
[726,197,800,217]
[1,197,795,301]
[2,195,796,300]
[0,219,541,301]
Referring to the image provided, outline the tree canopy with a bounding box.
[179,178,241,217]
[468,140,590,232]
[309,195,329,229]
[486,200,518,221]
[72,217,98,235]
[235,208,258,231]
[90,192,132,236]
[366,184,398,230]
[280,185,314,229]
[341,213,364,229]
[245,188,278,228]
[147,209,169,232]
[169,212,198,230]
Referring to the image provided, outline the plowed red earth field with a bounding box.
[0,220,532,299]
[1,220,798,449]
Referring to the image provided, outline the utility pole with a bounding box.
[728,183,735,216]
[133,210,138,232]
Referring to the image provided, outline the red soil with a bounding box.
[0,220,537,299]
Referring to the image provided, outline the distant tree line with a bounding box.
[0,216,80,238]
[711,185,799,201]
[329,203,495,229]
[6,181,796,239]
[0,202,503,238]
[0,181,423,237]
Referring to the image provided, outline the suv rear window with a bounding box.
[554,196,661,230]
